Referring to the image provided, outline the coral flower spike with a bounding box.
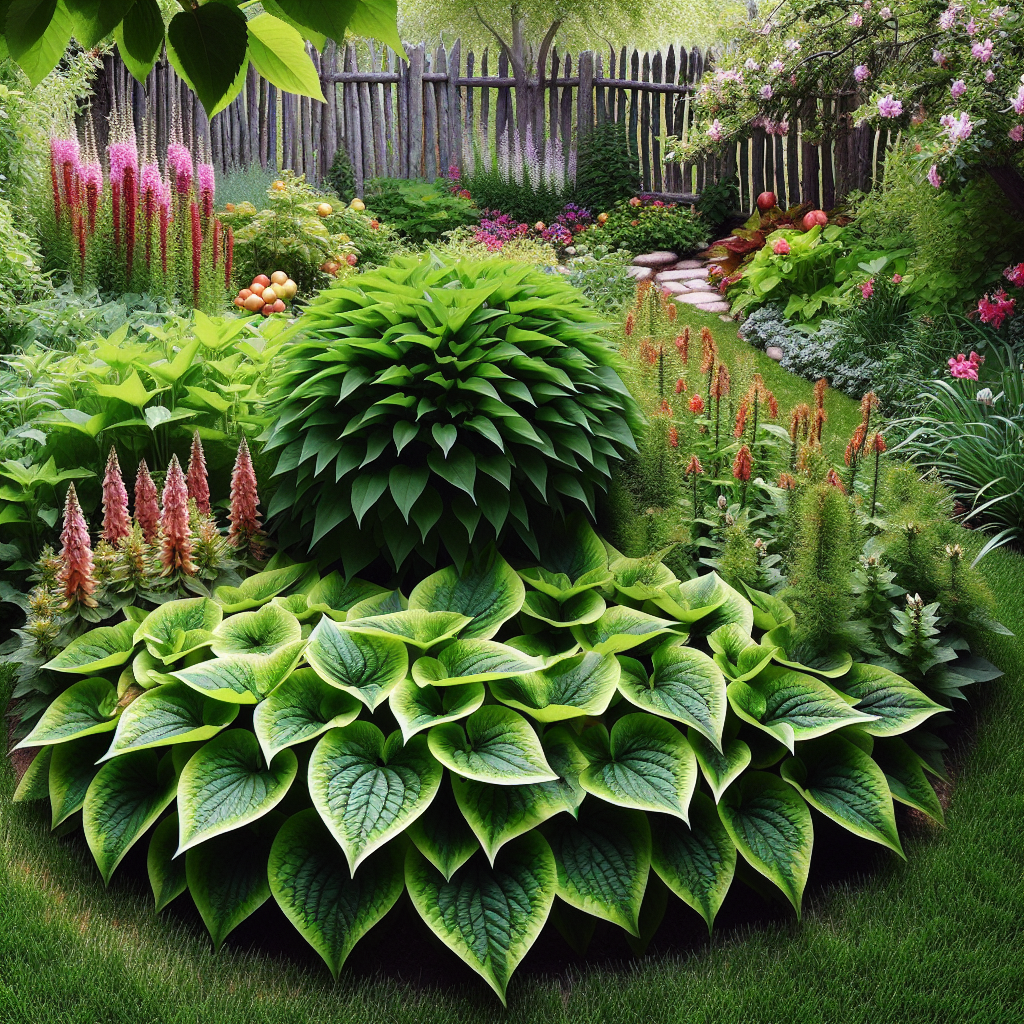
[101,447,131,545]
[134,459,161,543]
[58,483,98,608]
[160,455,195,576]
[186,430,211,515]
[229,437,266,560]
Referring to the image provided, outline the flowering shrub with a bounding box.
[588,197,710,256]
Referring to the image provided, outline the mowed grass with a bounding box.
[1,314,1021,1024]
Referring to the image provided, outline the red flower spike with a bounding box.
[225,226,234,289]
[873,432,887,453]
[659,399,671,415]
[624,312,635,337]
[57,483,97,608]
[674,378,686,395]
[732,445,753,483]
[228,437,265,560]
[777,471,796,490]
[675,328,690,364]
[711,363,731,400]
[101,447,131,545]
[668,426,679,447]
[212,219,221,268]
[159,204,169,276]
[134,460,160,543]
[124,164,137,281]
[689,393,705,415]
[684,455,704,477]
[186,431,211,515]
[190,201,202,307]
[160,455,195,576]
[734,401,748,438]
[826,468,847,493]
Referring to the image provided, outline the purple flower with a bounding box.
[950,78,967,100]
[108,140,138,186]
[707,119,725,142]
[1011,85,1024,115]
[768,60,785,73]
[938,9,956,30]
[760,84,773,99]
[932,49,946,65]
[879,6,891,18]
[1010,125,1024,142]
[965,17,977,35]
[985,70,996,84]
[927,165,943,188]
[744,58,761,70]
[850,12,863,26]
[877,94,903,118]
[784,40,801,52]
[941,112,973,142]
[853,65,870,83]
[971,38,994,62]
[50,136,80,168]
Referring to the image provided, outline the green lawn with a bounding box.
[1,314,1021,1024]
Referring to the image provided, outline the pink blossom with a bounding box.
[773,238,791,255]
[941,112,973,142]
[977,291,1015,329]
[927,165,943,188]
[948,351,982,378]
[950,79,966,100]
[785,40,801,52]
[768,60,785,73]
[108,140,138,187]
[879,6,891,18]
[966,17,978,35]
[932,50,946,65]
[1011,85,1024,116]
[985,70,995,84]
[1003,263,1024,287]
[877,94,903,118]
[850,12,863,27]
[198,162,215,218]
[760,84,773,99]
[745,58,761,70]
[891,273,903,284]
[860,279,874,299]
[971,38,994,62]
[854,65,870,83]
[862,1,871,8]
[938,9,956,30]
[1010,125,1024,142]
[707,119,725,142]
[50,136,80,170]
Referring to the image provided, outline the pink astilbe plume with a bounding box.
[198,162,215,219]
[124,162,138,281]
[134,459,160,542]
[160,455,195,576]
[168,143,193,199]
[101,447,131,545]
[50,137,80,214]
[140,163,162,268]
[81,161,102,235]
[57,483,97,608]
[228,437,265,560]
[186,431,211,514]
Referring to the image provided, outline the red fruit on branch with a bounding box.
[101,447,131,545]
[756,191,777,211]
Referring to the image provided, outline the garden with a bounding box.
[0,1,1021,1022]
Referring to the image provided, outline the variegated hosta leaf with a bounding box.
[718,771,813,916]
[13,747,52,803]
[872,737,945,824]
[43,619,138,674]
[781,735,904,856]
[147,812,187,912]
[544,801,651,936]
[405,833,557,1005]
[172,641,306,704]
[16,677,119,748]
[688,729,751,803]
[409,548,525,640]
[411,639,546,687]
[339,609,471,649]
[727,666,878,753]
[577,714,697,820]
[739,583,796,632]
[839,663,945,737]
[309,723,442,872]
[47,733,109,828]
[131,648,178,688]
[214,562,316,613]
[304,571,388,621]
[427,706,558,785]
[606,546,678,602]
[388,677,485,742]
[518,515,612,599]
[305,616,408,710]
[176,730,297,853]
[616,644,727,750]
[83,749,178,883]
[133,597,223,663]
[210,603,302,657]
[572,606,678,656]
[707,623,776,682]
[681,574,754,638]
[253,668,361,762]
[101,682,238,760]
[763,623,854,678]
[406,777,481,880]
[269,809,405,977]
[646,571,731,624]
[489,651,620,722]
[520,589,607,628]
[649,791,736,931]
[345,589,408,619]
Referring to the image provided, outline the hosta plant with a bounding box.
[13,519,994,1003]
[261,257,640,575]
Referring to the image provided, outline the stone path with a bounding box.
[628,251,732,316]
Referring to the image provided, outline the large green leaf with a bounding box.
[210,604,302,657]
[44,619,137,674]
[707,624,776,682]
[305,616,408,710]
[134,597,222,664]
[489,651,619,723]
[840,663,945,737]
[616,644,727,750]
[269,809,404,976]
[246,12,325,102]
[6,0,74,85]
[688,730,751,803]
[872,737,945,824]
[763,623,854,678]
[411,639,546,687]
[405,834,556,1005]
[428,706,557,785]
[186,816,280,948]
[16,677,119,748]
[253,668,361,762]
[47,733,109,828]
[101,682,238,760]
[213,563,315,613]
[167,2,248,116]
[781,735,903,856]
[304,572,387,621]
[577,714,696,820]
[572,607,677,656]
[114,0,164,82]
[64,0,135,47]
[408,548,525,640]
[607,546,678,602]
[646,572,731,624]
[147,812,187,912]
[649,792,736,931]
[543,802,650,935]
[177,730,297,853]
[406,777,480,880]
[13,746,52,803]
[309,723,441,872]
[718,771,813,916]
[388,677,485,742]
[172,641,306,704]
[340,609,471,649]
[83,750,178,884]
[520,589,607,628]
[727,666,878,754]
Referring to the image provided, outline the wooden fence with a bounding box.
[81,44,888,214]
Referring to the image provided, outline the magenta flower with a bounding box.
[928,165,943,188]
[1004,263,1024,287]
[860,279,875,299]
[966,17,977,35]
[932,49,946,65]
[768,60,785,73]
[877,95,903,118]
[950,79,966,100]
[948,352,982,379]
[941,112,973,142]
[977,292,1015,329]
[891,273,903,284]
[985,70,995,84]
[938,8,956,30]
[853,65,870,83]
[1012,85,1024,116]
[1010,125,1024,143]
[108,139,138,187]
[707,119,725,142]
[198,162,215,219]
[971,39,994,62]
[878,6,891,18]
[773,238,791,255]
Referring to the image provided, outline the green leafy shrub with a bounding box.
[695,174,740,233]
[0,193,47,305]
[214,164,279,209]
[323,204,403,267]
[362,178,479,243]
[426,226,558,267]
[589,197,709,256]
[573,119,640,214]
[261,256,641,575]
[11,518,998,1001]
[565,242,637,315]
[324,146,356,204]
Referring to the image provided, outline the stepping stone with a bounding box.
[765,346,785,361]
[671,259,705,270]
[719,314,733,322]
[632,251,679,268]
[657,268,709,282]
[658,281,690,295]
[625,266,653,281]
[683,280,717,292]
[674,291,726,307]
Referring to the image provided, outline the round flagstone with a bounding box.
[683,280,717,292]
[632,251,679,268]
[675,291,726,307]
[671,259,705,270]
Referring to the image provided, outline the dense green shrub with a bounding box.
[214,164,279,209]
[0,193,48,307]
[565,242,637,315]
[362,178,479,243]
[573,119,640,214]
[261,256,641,575]
[590,197,710,256]
[695,175,740,232]
[324,146,356,204]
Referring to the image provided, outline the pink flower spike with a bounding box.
[134,459,160,543]
[927,165,943,188]
[228,437,265,560]
[186,430,211,515]
[101,447,131,545]
[160,455,195,576]
[57,483,97,608]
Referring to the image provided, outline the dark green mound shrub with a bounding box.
[325,146,356,204]
[574,120,640,214]
[261,257,641,574]
[592,198,710,256]
[362,178,479,243]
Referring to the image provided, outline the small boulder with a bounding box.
[625,266,653,281]
[632,251,679,268]
[765,345,785,361]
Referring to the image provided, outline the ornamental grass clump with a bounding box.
[261,256,640,575]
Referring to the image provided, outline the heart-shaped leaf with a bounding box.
[708,624,777,682]
[253,668,361,763]
[44,619,137,674]
[134,597,222,663]
[763,623,854,678]
[83,749,178,883]
[115,0,165,82]
[543,801,651,935]
[147,812,187,912]
[649,791,736,931]
[520,589,607,628]
[167,2,248,116]
[688,730,751,803]
[428,706,558,785]
[727,666,878,753]
[306,616,408,710]
[214,563,315,613]
[573,606,678,655]
[405,834,556,1005]
[269,808,404,976]
[102,682,238,760]
[389,677,485,742]
[16,677,119,748]
[210,604,302,657]
[340,609,471,649]
[840,663,945,737]
[781,735,903,856]
[616,644,727,750]
[310,723,442,872]
[489,651,620,722]
[177,730,298,853]
[578,714,697,820]
[47,733,109,828]
[412,640,546,687]
[647,572,730,623]
[740,583,796,631]
[718,771,813,916]
[871,737,945,824]
[406,777,480,880]
[246,12,326,101]
[304,571,387,621]
[409,548,525,640]
[173,641,306,704]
